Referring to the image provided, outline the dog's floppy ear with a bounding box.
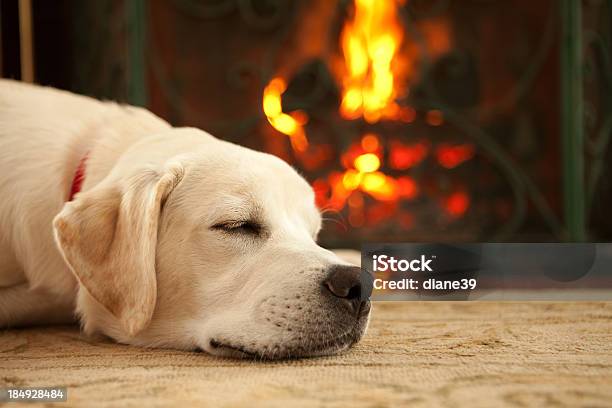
[53,164,184,336]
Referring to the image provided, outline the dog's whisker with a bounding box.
[319,206,341,216]
[322,215,349,232]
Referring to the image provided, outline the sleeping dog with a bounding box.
[0,80,370,359]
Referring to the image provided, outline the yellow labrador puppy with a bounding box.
[0,80,370,358]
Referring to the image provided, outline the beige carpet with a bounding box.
[1,302,611,407]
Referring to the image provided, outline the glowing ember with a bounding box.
[339,0,405,123]
[322,134,422,211]
[361,133,380,152]
[263,78,308,152]
[343,169,362,190]
[362,172,398,201]
[389,140,428,170]
[425,109,444,126]
[398,106,416,123]
[444,191,470,217]
[354,153,381,172]
[436,143,475,169]
[397,176,418,199]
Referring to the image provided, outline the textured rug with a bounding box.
[1,302,611,407]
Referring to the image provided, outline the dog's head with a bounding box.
[53,128,370,359]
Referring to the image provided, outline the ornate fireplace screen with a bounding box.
[70,0,612,246]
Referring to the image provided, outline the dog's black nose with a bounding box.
[323,265,366,313]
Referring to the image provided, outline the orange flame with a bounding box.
[263,78,309,152]
[261,3,468,226]
[339,0,405,123]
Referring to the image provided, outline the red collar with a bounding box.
[68,152,89,201]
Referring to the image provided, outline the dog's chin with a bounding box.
[201,306,371,360]
[207,331,356,360]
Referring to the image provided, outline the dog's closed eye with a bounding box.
[212,220,262,236]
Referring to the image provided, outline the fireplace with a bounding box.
[22,0,612,246]
[148,0,566,246]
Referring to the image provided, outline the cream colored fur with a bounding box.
[0,80,369,358]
